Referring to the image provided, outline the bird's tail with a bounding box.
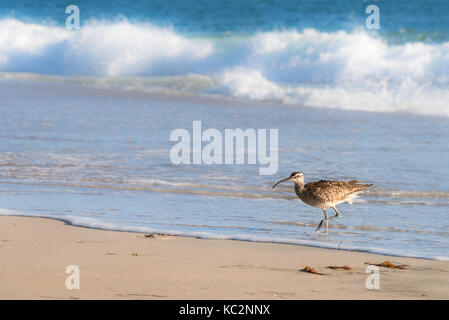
[350,180,373,189]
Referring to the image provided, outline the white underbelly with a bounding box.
[302,192,360,209]
[327,192,359,207]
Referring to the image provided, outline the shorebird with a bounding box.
[272,172,372,233]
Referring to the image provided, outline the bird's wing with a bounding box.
[304,180,372,203]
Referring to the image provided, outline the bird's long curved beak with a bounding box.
[272,176,292,189]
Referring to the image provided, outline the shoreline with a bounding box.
[1,215,448,299]
[1,211,446,262]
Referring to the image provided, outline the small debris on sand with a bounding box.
[144,233,171,238]
[131,252,138,256]
[365,261,408,269]
[301,266,326,275]
[326,265,352,271]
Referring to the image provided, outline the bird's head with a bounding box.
[272,172,304,188]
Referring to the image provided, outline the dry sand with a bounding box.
[0,216,448,299]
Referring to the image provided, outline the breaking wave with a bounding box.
[1,18,449,116]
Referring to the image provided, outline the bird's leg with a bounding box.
[332,206,341,218]
[316,209,328,232]
[317,207,341,234]
[316,208,340,233]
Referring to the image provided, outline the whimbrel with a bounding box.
[272,172,372,233]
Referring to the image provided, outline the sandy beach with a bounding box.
[0,216,448,300]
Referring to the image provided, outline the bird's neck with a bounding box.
[294,181,304,195]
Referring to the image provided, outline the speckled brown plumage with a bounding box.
[272,171,372,233]
[295,179,372,208]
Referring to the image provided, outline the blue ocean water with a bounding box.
[2,0,449,37]
[0,1,448,259]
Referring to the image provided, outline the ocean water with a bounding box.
[0,0,448,259]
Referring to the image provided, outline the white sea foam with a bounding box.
[0,18,213,76]
[1,18,449,116]
[1,208,447,261]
